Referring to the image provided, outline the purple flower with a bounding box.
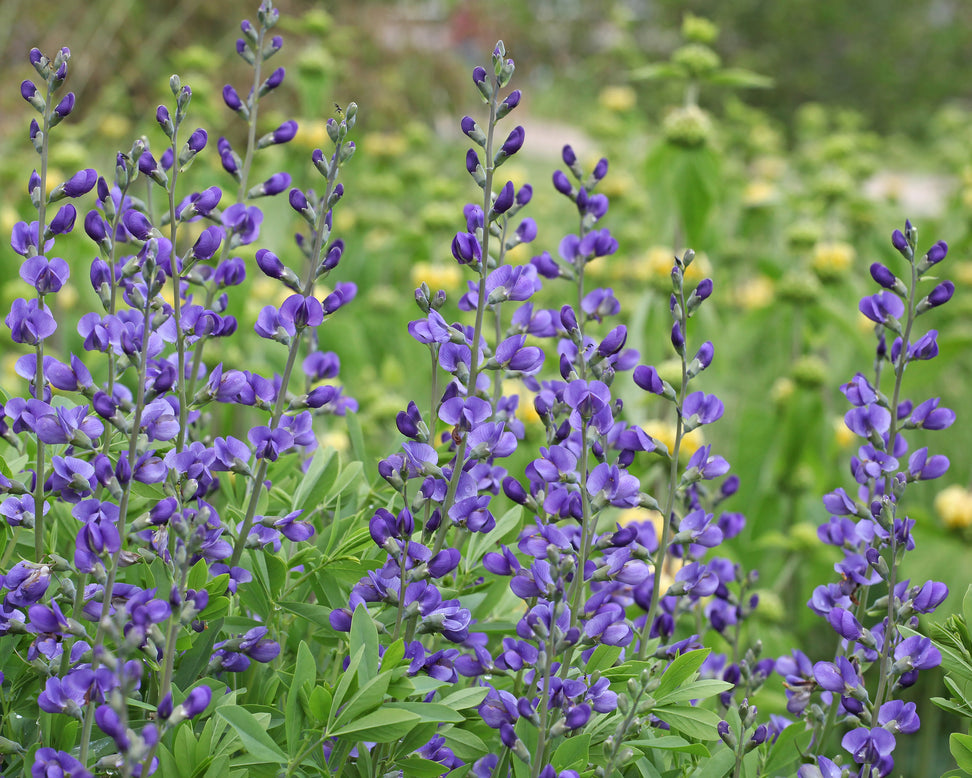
[892,635,941,672]
[6,298,57,344]
[907,447,949,481]
[841,726,896,766]
[20,255,70,294]
[31,748,93,778]
[222,203,263,245]
[58,168,97,198]
[682,391,724,428]
[262,120,298,146]
[859,291,904,325]
[869,262,899,290]
[813,656,862,694]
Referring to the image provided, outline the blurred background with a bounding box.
[3,1,972,773]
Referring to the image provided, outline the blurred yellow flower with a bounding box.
[935,485,972,530]
[642,419,704,458]
[734,275,774,310]
[501,381,541,426]
[833,416,855,449]
[598,85,637,113]
[411,262,463,292]
[770,376,795,404]
[1,206,18,236]
[811,241,855,280]
[628,247,711,284]
[318,429,350,453]
[362,131,408,161]
[294,119,329,151]
[742,179,776,208]
[97,114,133,141]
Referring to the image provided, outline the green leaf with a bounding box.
[277,599,334,628]
[438,686,489,711]
[330,646,364,725]
[384,701,465,724]
[552,733,590,770]
[214,706,287,765]
[688,746,735,778]
[392,757,452,777]
[381,638,406,671]
[173,621,221,690]
[441,726,489,760]
[762,722,813,776]
[345,413,370,483]
[652,704,722,741]
[628,735,710,756]
[331,460,365,499]
[952,732,972,773]
[292,447,337,512]
[654,648,710,700]
[286,641,317,748]
[654,679,733,706]
[329,707,422,742]
[350,605,380,683]
[202,755,230,778]
[309,686,332,721]
[585,644,623,674]
[334,673,392,730]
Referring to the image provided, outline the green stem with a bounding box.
[31,78,55,563]
[638,292,689,660]
[79,291,154,765]
[871,252,919,715]
[431,80,499,557]
[229,136,347,568]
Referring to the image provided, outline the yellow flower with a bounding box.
[935,485,972,530]
[630,246,677,282]
[811,241,855,280]
[642,419,704,458]
[741,180,776,208]
[734,276,774,310]
[0,206,18,236]
[410,262,463,293]
[293,119,329,151]
[501,381,541,426]
[598,85,637,113]
[318,429,350,454]
[833,417,855,449]
[361,131,408,161]
[770,376,795,405]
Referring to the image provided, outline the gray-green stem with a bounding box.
[638,284,689,660]
[430,84,499,557]
[229,137,347,567]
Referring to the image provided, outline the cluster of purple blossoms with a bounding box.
[1,3,361,774]
[329,40,770,777]
[784,222,952,778]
